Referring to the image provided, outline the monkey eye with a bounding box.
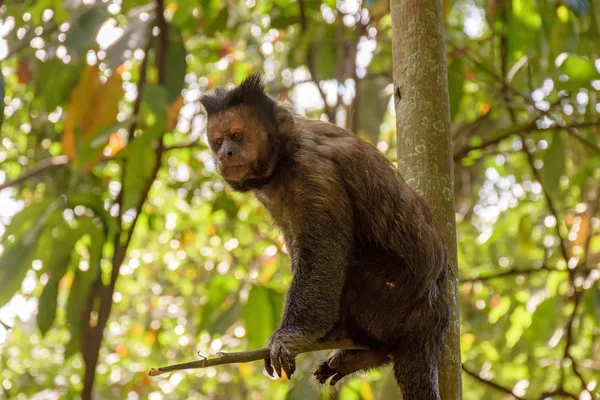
[231,131,243,141]
[215,138,223,147]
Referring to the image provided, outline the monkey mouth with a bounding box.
[221,164,250,181]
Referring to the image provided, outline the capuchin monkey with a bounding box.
[200,73,449,399]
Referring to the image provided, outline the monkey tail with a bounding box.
[392,343,442,400]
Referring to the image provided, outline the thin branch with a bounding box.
[0,155,70,191]
[163,142,205,151]
[450,45,600,154]
[453,121,600,160]
[539,388,579,400]
[0,21,59,61]
[460,265,562,284]
[148,340,359,376]
[583,185,600,266]
[462,365,526,400]
[519,135,570,262]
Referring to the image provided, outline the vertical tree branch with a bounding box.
[391,1,462,399]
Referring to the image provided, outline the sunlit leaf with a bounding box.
[205,7,229,37]
[210,297,242,335]
[105,6,154,70]
[165,25,187,104]
[64,4,108,57]
[212,192,238,219]
[243,285,282,349]
[119,85,167,210]
[37,277,60,336]
[542,133,565,198]
[558,54,599,84]
[0,68,4,130]
[0,201,60,308]
[199,275,240,332]
[63,65,125,171]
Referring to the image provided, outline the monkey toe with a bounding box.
[314,361,340,385]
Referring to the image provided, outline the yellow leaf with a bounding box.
[131,323,144,336]
[144,332,156,345]
[359,382,375,400]
[166,96,184,131]
[237,363,254,379]
[116,345,128,357]
[62,65,124,171]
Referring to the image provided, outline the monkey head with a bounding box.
[200,74,294,191]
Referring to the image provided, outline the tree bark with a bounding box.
[390,1,462,399]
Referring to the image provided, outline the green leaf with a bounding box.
[105,14,152,70]
[210,297,242,335]
[34,58,85,111]
[243,285,280,348]
[559,54,599,83]
[37,277,60,336]
[542,133,565,197]
[205,7,229,37]
[286,370,316,400]
[115,85,167,160]
[524,296,558,344]
[75,118,135,168]
[211,193,238,219]
[64,5,108,57]
[37,218,94,336]
[447,58,465,121]
[199,275,240,331]
[488,297,511,323]
[165,25,187,104]
[0,68,4,130]
[0,201,60,308]
[67,192,116,234]
[122,144,156,211]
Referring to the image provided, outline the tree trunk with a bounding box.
[390,1,462,399]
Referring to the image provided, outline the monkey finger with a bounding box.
[330,373,345,386]
[271,357,283,378]
[264,358,274,378]
[282,357,294,380]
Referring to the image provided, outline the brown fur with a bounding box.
[201,74,450,399]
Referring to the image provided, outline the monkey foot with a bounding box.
[313,361,345,386]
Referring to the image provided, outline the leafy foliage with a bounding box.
[0,0,599,399]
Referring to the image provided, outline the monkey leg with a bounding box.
[313,349,391,386]
[392,340,442,400]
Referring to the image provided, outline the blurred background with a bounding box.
[0,0,599,399]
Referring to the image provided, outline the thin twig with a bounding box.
[520,135,571,262]
[163,142,205,151]
[0,21,59,61]
[462,365,526,400]
[452,45,600,153]
[0,155,70,191]
[149,340,359,376]
[460,265,561,283]
[453,121,600,160]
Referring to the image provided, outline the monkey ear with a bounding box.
[274,103,295,134]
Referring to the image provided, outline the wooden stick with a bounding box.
[148,339,359,376]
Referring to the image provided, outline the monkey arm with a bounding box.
[264,207,353,379]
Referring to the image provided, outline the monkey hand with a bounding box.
[264,329,304,380]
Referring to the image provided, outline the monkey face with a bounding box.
[206,105,271,184]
